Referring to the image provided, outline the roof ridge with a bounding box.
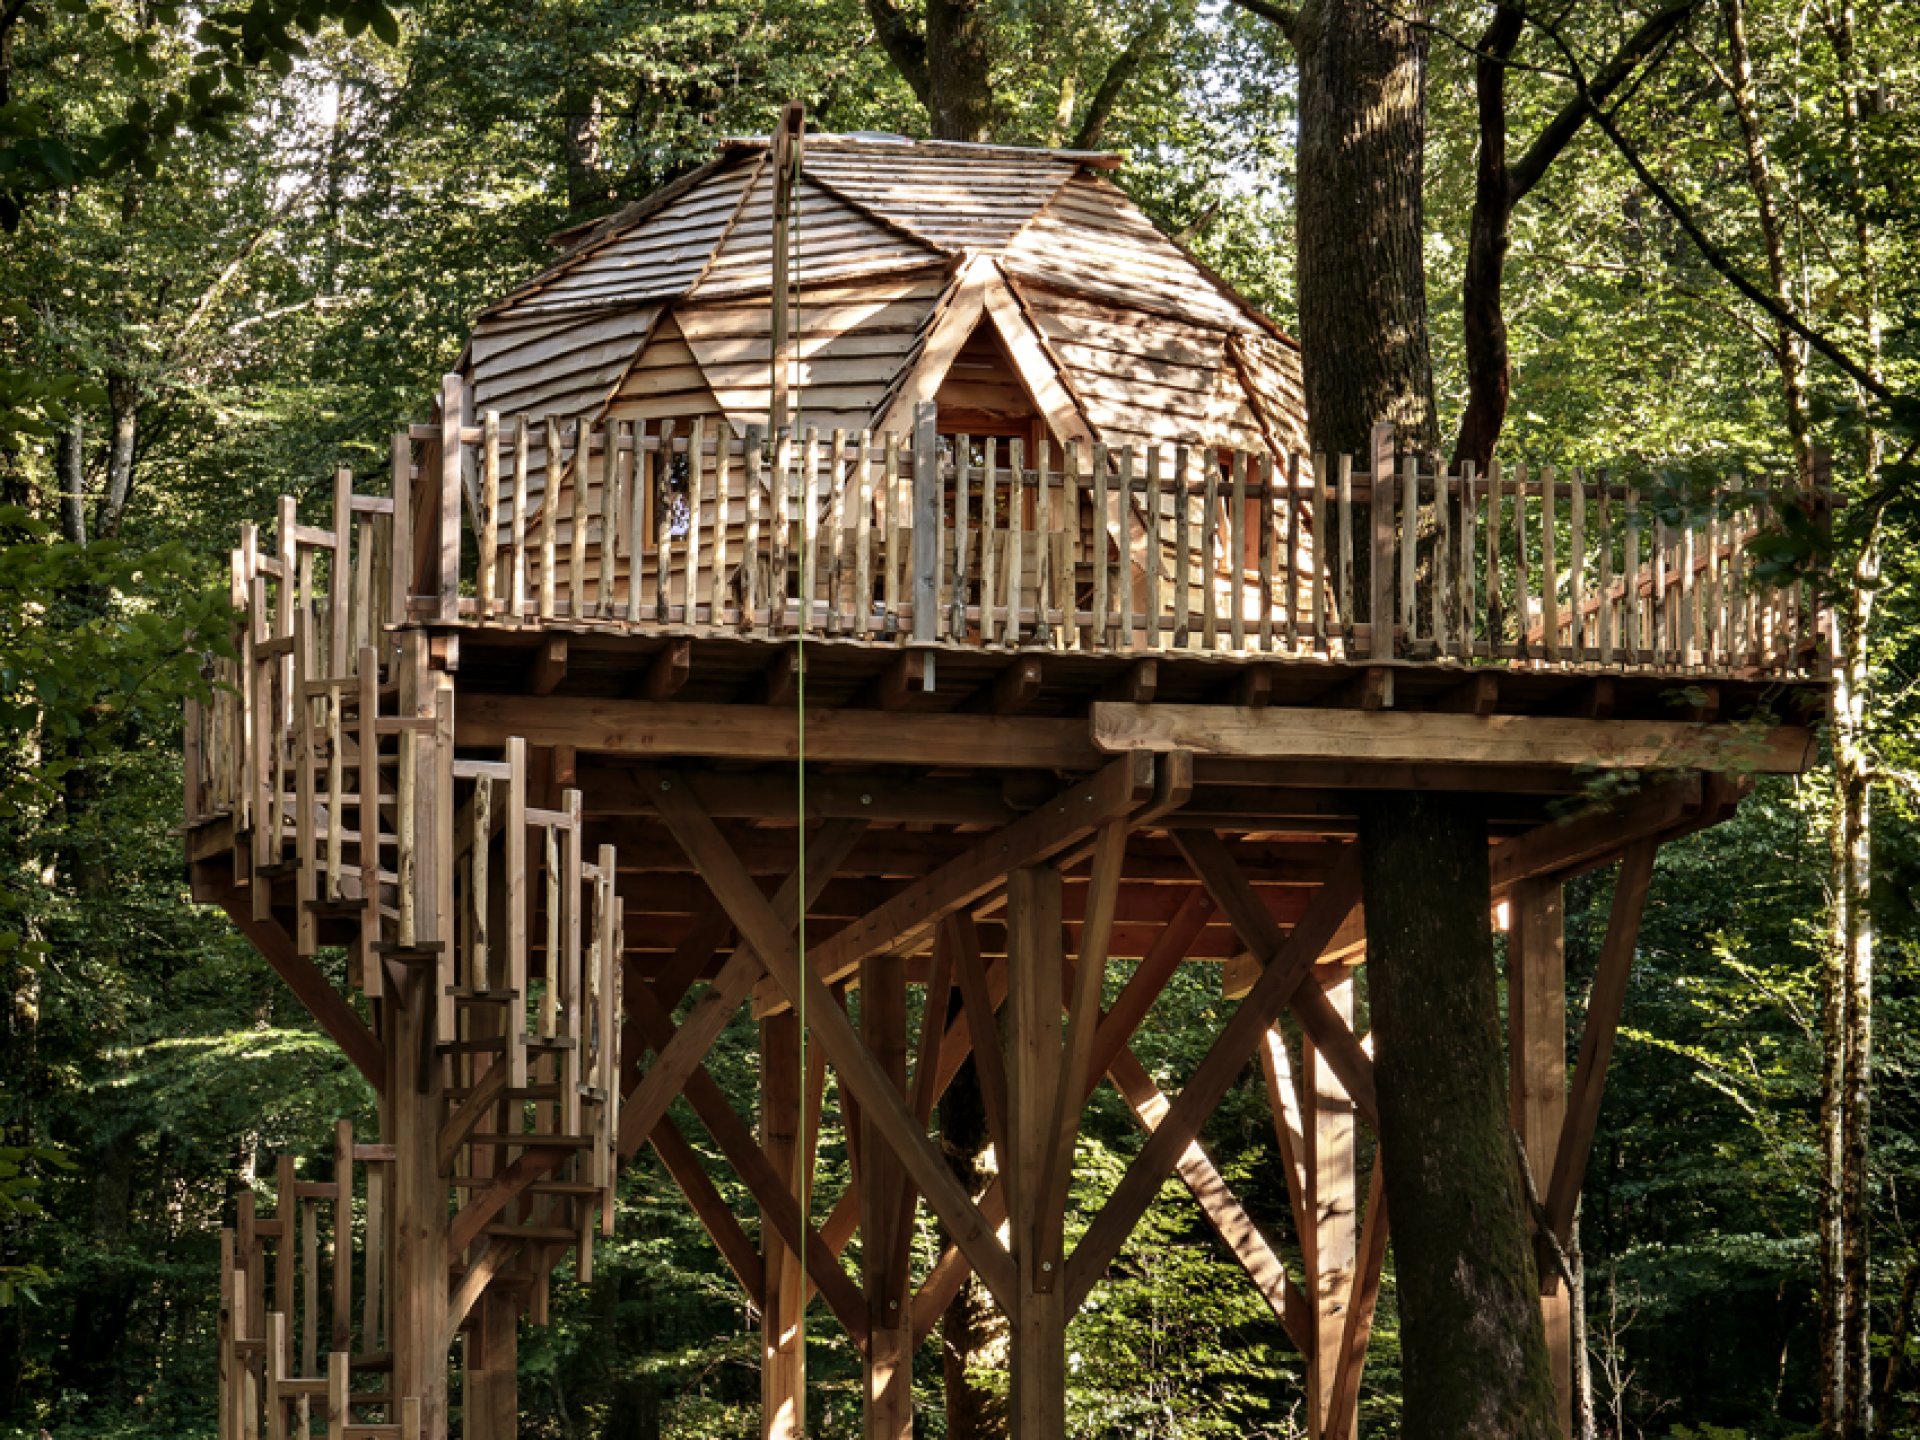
[719,132,1122,168]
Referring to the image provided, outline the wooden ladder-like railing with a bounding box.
[200,471,626,1439]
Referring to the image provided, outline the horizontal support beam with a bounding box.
[755,755,1157,1015]
[1093,703,1817,774]
[576,763,1023,826]
[459,695,1101,770]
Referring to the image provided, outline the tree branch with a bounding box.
[1226,0,1298,49]
[1580,99,1892,405]
[1072,6,1173,149]
[864,0,932,107]
[1507,0,1706,201]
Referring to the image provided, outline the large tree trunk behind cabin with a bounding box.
[926,0,994,142]
[1358,792,1560,1438]
[1293,0,1439,458]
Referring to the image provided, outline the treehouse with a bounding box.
[181,126,1831,1440]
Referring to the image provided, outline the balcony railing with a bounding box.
[361,376,1826,675]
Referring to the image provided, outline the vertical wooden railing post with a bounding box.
[1367,423,1395,658]
[391,629,451,1440]
[911,403,939,646]
[438,374,465,622]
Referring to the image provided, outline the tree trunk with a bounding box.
[57,1125,140,1410]
[1449,0,1706,469]
[940,1058,1005,1438]
[1293,0,1438,457]
[1357,791,1560,1438]
[1453,5,1524,473]
[57,412,85,545]
[1823,4,1882,1430]
[562,91,609,222]
[1292,1,1556,1426]
[97,372,137,541]
[925,0,994,142]
[1721,0,1816,489]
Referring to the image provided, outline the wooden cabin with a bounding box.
[182,127,1831,1440]
[459,134,1312,630]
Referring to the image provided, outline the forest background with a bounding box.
[1,0,1917,1436]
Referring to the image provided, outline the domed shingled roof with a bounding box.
[461,133,1307,461]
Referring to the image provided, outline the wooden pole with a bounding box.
[769,102,805,437]
[1305,972,1359,1440]
[759,1013,806,1440]
[390,634,450,1439]
[438,374,465,622]
[911,403,940,651]
[462,1289,518,1440]
[1368,424,1394,658]
[1510,878,1572,1437]
[1007,865,1066,1439]
[860,954,914,1440]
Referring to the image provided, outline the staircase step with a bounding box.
[463,1133,593,1148]
[445,1084,563,1102]
[452,1177,601,1196]
[484,1224,582,1243]
[446,986,519,1002]
[440,1036,575,1054]
[371,940,445,961]
[343,1426,404,1439]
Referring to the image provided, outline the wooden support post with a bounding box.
[860,955,913,1440]
[391,637,450,1440]
[1008,865,1066,1440]
[759,1013,806,1440]
[462,1289,517,1440]
[911,402,939,645]
[1510,878,1571,1437]
[1305,973,1358,1440]
[1367,424,1395,658]
[438,374,465,622]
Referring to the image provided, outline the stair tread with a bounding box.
[371,940,446,958]
[445,1085,564,1101]
[463,1132,594,1147]
[452,1177,601,1195]
[440,1035,575,1053]
[484,1224,583,1242]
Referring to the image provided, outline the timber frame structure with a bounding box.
[183,134,1831,1440]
